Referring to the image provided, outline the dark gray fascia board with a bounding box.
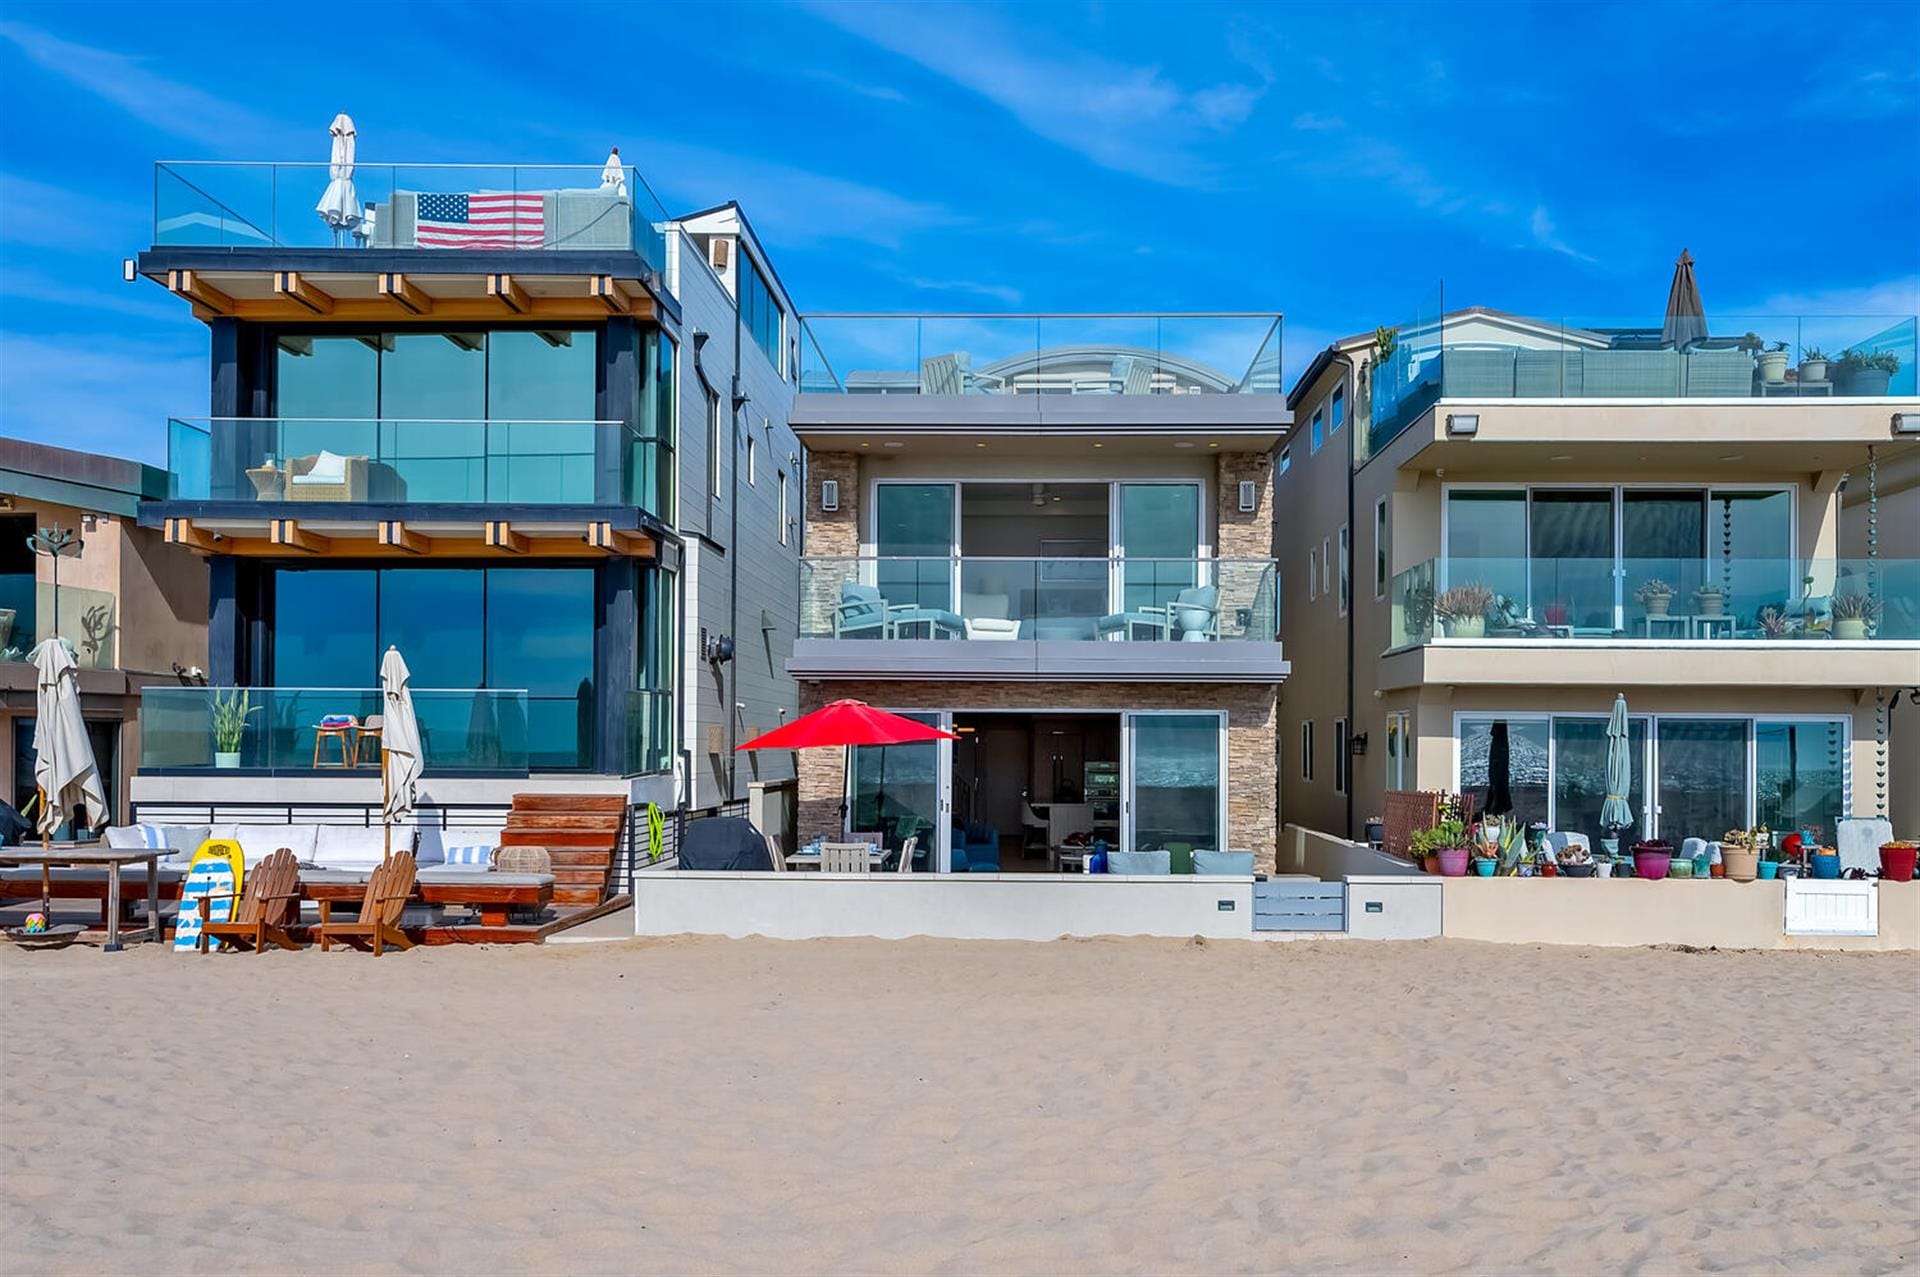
[139,500,681,545]
[789,393,1291,433]
[137,246,682,326]
[788,637,1290,682]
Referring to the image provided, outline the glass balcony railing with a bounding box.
[1366,305,1918,457]
[798,314,1282,396]
[1387,556,1919,648]
[138,687,532,774]
[165,417,658,510]
[152,161,669,277]
[801,557,1279,641]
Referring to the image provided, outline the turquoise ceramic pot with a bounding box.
[1757,860,1779,880]
[1473,858,1496,877]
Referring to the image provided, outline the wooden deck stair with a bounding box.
[501,794,626,905]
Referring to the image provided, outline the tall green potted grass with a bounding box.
[210,689,258,769]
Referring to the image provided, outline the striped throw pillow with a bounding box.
[443,845,492,867]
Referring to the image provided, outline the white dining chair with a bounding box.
[820,842,871,873]
[896,835,917,874]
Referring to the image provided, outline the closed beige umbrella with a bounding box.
[379,646,423,863]
[31,638,104,841]
[315,113,362,242]
[1662,249,1707,350]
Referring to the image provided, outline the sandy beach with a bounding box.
[3,936,1916,1276]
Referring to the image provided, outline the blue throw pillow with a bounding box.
[443,845,492,867]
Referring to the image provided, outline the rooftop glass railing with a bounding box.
[797,314,1282,396]
[801,556,1279,641]
[152,162,669,277]
[165,417,660,511]
[1387,556,1919,650]
[138,686,533,774]
[1366,311,1918,456]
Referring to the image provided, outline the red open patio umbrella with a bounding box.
[736,699,955,750]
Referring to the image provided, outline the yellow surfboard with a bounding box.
[175,839,245,951]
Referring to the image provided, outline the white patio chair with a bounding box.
[896,835,917,874]
[763,830,785,873]
[820,842,871,874]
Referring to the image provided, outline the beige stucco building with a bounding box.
[0,438,207,828]
[787,317,1290,871]
[1278,306,1919,850]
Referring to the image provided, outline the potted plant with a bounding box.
[1434,582,1493,639]
[1830,591,1877,640]
[1800,617,1831,641]
[209,689,257,769]
[1635,578,1676,616]
[1808,845,1842,879]
[1835,348,1900,395]
[1880,840,1917,883]
[1632,838,1674,880]
[1692,581,1729,616]
[1558,836,1596,877]
[1413,818,1471,876]
[1798,346,1829,383]
[1720,828,1761,882]
[1364,815,1385,846]
[1373,325,1400,367]
[1757,606,1792,641]
[1755,340,1791,383]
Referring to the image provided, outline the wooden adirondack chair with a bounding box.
[198,847,303,954]
[315,850,418,955]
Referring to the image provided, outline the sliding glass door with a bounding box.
[1124,712,1222,854]
[848,711,949,870]
[873,483,955,611]
[1654,719,1749,845]
[1754,719,1848,842]
[1117,483,1201,611]
[1551,716,1650,845]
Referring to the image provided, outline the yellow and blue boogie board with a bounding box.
[174,839,245,951]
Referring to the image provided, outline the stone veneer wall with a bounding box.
[1215,451,1278,638]
[795,678,1280,871]
[802,451,861,636]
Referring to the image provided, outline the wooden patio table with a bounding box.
[0,847,164,952]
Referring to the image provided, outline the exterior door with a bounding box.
[1122,711,1224,854]
[1115,483,1201,615]
[846,711,950,871]
[873,483,956,611]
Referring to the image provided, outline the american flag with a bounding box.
[415,192,545,249]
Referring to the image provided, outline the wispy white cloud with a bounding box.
[799,67,909,104]
[1791,61,1920,123]
[0,266,185,323]
[1729,276,1920,316]
[0,21,274,149]
[1290,112,1345,133]
[0,331,205,464]
[803,1,1268,187]
[896,275,1024,306]
[0,173,145,252]
[1528,206,1595,264]
[644,139,959,250]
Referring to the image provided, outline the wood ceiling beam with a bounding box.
[273,271,334,315]
[163,517,220,553]
[167,270,233,314]
[377,272,433,315]
[488,274,530,314]
[586,522,656,557]
[269,519,331,554]
[378,521,431,554]
[590,275,633,314]
[485,521,528,554]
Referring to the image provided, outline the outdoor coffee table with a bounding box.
[0,847,164,952]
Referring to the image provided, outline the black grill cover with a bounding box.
[678,816,775,871]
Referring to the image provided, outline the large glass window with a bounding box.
[0,514,36,655]
[1655,719,1749,845]
[1119,482,1200,611]
[1129,713,1221,854]
[272,568,377,688]
[850,712,940,859]
[487,568,596,772]
[1709,490,1794,625]
[1445,491,1528,613]
[1457,716,1550,827]
[874,483,955,612]
[1552,716,1649,845]
[275,334,378,420]
[1755,719,1847,843]
[1529,490,1614,631]
[740,255,784,373]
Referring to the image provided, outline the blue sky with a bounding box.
[2,0,1916,464]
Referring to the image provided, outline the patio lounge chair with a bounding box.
[286,450,370,502]
[1132,585,1220,641]
[316,850,418,955]
[198,846,302,954]
[1114,354,1157,395]
[833,583,963,640]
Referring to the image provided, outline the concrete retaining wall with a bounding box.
[633,873,1257,941]
[1281,823,1422,879]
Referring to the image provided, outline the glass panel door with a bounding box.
[1655,719,1749,844]
[873,483,955,612]
[1708,490,1794,631]
[1117,483,1200,613]
[1443,491,1527,614]
[1124,712,1222,854]
[1385,712,1410,792]
[1551,716,1649,846]
[1529,490,1615,632]
[1622,490,1705,629]
[848,711,947,871]
[1754,719,1847,844]
[1456,716,1550,826]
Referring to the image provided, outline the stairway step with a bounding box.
[546,849,613,868]
[553,886,604,905]
[500,830,616,849]
[505,812,625,830]
[553,867,609,886]
[513,794,626,813]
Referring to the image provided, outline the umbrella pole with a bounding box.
[382,747,391,866]
[37,784,51,918]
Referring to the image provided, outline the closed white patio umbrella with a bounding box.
[31,638,105,843]
[600,146,627,198]
[1600,693,1634,854]
[315,113,362,243]
[379,646,423,863]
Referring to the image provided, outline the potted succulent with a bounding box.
[1880,840,1917,883]
[1757,606,1792,641]
[1434,582,1494,639]
[1755,341,1791,383]
[1835,348,1900,396]
[1364,815,1385,846]
[1635,578,1676,616]
[1720,827,1761,882]
[1413,818,1472,876]
[1798,346,1829,383]
[209,689,258,769]
[1830,591,1877,640]
[1558,837,1596,878]
[1632,838,1674,880]
[1692,581,1729,616]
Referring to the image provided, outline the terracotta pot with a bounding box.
[1540,862,1559,877]
[1424,853,1440,873]
[1436,849,1471,877]
[1721,848,1760,882]
[1880,844,1917,883]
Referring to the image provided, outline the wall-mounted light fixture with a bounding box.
[1447,413,1480,436]
[1894,412,1919,436]
[1238,480,1257,513]
[820,478,840,511]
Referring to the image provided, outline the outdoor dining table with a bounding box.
[784,844,887,870]
[0,846,164,952]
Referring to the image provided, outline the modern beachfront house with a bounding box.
[0,439,207,829]
[788,314,1291,872]
[129,158,800,886]
[1277,292,1919,852]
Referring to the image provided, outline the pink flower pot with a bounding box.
[1436,849,1471,877]
[1633,850,1671,880]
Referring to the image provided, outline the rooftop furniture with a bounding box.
[1133,585,1220,642]
[919,352,1004,396]
[1115,354,1156,395]
[364,189,636,252]
[286,451,370,502]
[818,842,872,873]
[834,583,964,640]
[316,850,418,956]
[311,716,361,768]
[197,846,301,954]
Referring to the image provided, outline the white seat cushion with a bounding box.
[963,617,1021,640]
[312,825,409,870]
[225,824,319,867]
[413,826,497,867]
[293,449,348,484]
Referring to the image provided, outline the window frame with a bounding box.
[1338,524,1351,617]
[1300,720,1315,782]
[1308,546,1318,601]
[1334,717,1350,795]
[1310,406,1325,454]
[777,469,789,545]
[1374,497,1389,600]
